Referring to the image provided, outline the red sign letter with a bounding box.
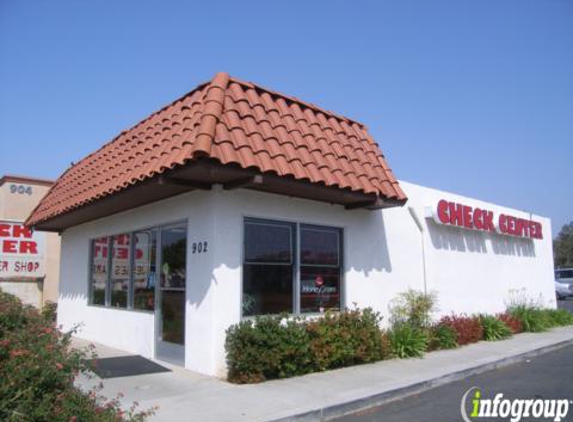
[437,200,450,224]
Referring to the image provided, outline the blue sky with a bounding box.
[1,0,571,236]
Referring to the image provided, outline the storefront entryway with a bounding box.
[155,224,187,366]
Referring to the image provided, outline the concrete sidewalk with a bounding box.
[73,327,573,422]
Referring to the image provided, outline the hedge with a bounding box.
[225,308,385,383]
[225,290,573,384]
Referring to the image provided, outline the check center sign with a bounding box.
[426,200,543,239]
[0,221,45,279]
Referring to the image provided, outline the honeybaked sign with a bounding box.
[426,200,543,240]
[0,221,46,279]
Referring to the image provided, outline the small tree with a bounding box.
[554,221,573,268]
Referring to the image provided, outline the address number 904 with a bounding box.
[10,184,33,195]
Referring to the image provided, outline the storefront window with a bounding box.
[87,226,170,313]
[242,219,343,317]
[300,226,341,313]
[243,220,295,316]
[133,230,157,311]
[90,236,109,306]
[110,234,130,308]
[159,226,187,344]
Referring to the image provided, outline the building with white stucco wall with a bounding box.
[27,73,555,377]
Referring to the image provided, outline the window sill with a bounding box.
[86,303,155,315]
[241,310,342,322]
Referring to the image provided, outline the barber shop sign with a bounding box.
[0,221,45,278]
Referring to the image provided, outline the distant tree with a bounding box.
[554,221,573,268]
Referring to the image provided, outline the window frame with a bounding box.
[556,269,573,280]
[87,220,186,313]
[299,223,343,314]
[300,224,342,268]
[108,233,131,309]
[88,236,112,308]
[241,217,344,318]
[132,228,158,312]
[242,217,297,316]
[244,219,295,266]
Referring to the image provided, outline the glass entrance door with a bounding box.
[156,224,186,365]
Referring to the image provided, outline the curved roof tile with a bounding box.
[27,72,406,227]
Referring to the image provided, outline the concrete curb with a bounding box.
[266,338,573,422]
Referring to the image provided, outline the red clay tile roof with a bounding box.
[27,72,406,227]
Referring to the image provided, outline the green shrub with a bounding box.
[225,308,384,383]
[543,309,573,327]
[41,301,58,323]
[505,290,573,331]
[388,324,428,358]
[428,323,458,350]
[380,330,395,359]
[508,306,573,332]
[508,305,550,332]
[225,315,313,383]
[0,291,154,422]
[307,308,383,371]
[505,290,552,333]
[480,315,512,341]
[389,289,438,330]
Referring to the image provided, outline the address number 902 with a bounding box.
[191,241,208,254]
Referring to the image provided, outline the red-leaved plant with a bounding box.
[496,312,524,334]
[438,314,484,346]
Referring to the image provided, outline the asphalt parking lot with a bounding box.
[333,343,573,422]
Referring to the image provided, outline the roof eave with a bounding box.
[28,159,407,232]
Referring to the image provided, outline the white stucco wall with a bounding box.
[57,181,554,378]
[389,181,555,317]
[0,280,43,308]
[58,190,214,361]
